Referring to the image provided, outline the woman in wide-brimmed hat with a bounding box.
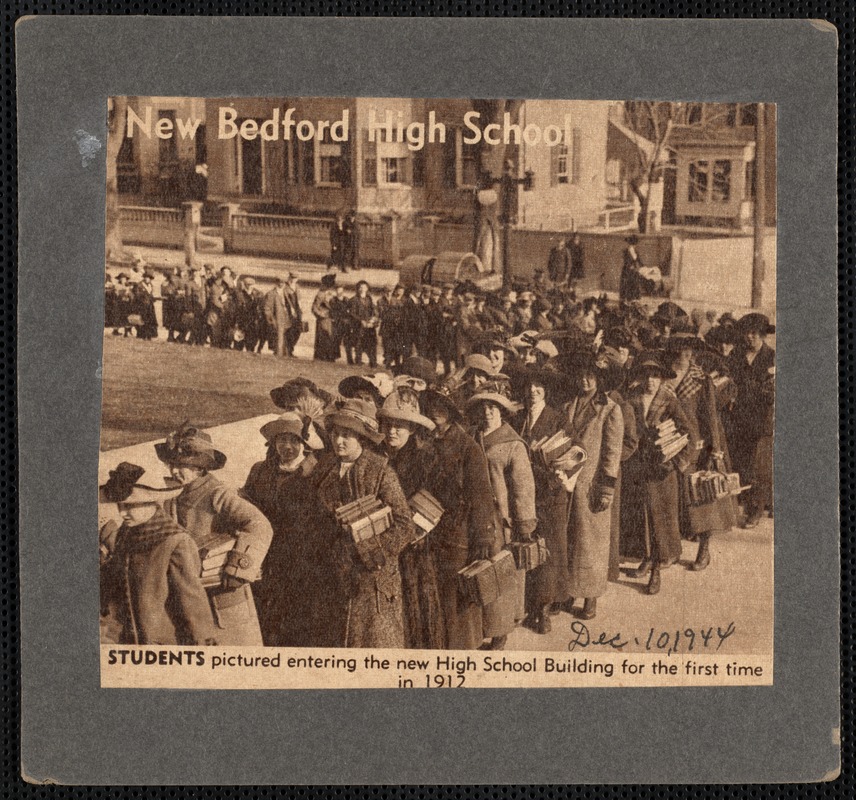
[376,390,444,649]
[155,423,273,646]
[546,351,626,622]
[338,372,395,409]
[466,381,534,650]
[99,463,217,647]
[304,398,415,648]
[662,334,737,570]
[725,312,776,528]
[620,353,699,595]
[242,412,323,647]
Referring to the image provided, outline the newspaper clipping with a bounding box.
[99,96,776,689]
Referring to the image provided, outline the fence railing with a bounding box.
[120,205,184,225]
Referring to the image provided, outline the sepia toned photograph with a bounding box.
[98,95,776,689]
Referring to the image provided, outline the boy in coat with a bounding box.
[99,463,217,646]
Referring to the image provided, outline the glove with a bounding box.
[591,485,614,513]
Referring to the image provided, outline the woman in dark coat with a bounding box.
[621,353,698,595]
[377,388,445,649]
[133,272,159,340]
[349,281,379,368]
[306,398,415,648]
[312,274,340,362]
[422,386,497,650]
[514,366,567,634]
[242,412,323,646]
[663,334,737,571]
[725,313,776,528]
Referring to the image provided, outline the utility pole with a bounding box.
[751,102,767,309]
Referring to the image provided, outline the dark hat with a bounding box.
[99,463,184,505]
[143,271,156,280]
[561,348,604,377]
[338,373,394,407]
[632,351,677,380]
[736,312,775,335]
[625,234,639,245]
[396,356,439,388]
[321,273,337,288]
[660,332,708,351]
[155,424,227,471]
[603,325,635,350]
[705,324,739,347]
[259,412,325,450]
[270,378,334,410]
[422,383,464,421]
[325,398,385,445]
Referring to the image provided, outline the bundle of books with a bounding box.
[408,489,444,536]
[689,470,749,506]
[507,538,549,571]
[653,419,689,463]
[457,550,518,607]
[335,496,393,570]
[531,430,585,472]
[197,534,236,588]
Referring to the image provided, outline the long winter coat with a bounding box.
[478,423,537,637]
[101,509,217,646]
[726,342,775,515]
[242,452,319,646]
[309,448,415,648]
[563,392,624,598]
[165,473,273,646]
[423,422,496,649]
[515,404,572,609]
[621,385,698,564]
[384,438,446,649]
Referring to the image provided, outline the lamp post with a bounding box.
[479,160,535,288]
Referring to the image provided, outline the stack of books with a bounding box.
[507,538,549,571]
[531,430,584,471]
[408,489,444,536]
[689,470,750,506]
[335,496,393,570]
[654,419,689,463]
[197,534,236,588]
[457,550,518,607]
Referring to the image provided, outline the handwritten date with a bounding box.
[568,621,736,655]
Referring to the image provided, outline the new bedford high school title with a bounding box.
[126,106,575,150]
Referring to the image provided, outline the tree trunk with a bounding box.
[629,175,650,234]
[105,96,131,264]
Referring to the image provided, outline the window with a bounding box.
[688,160,709,202]
[411,149,425,188]
[571,127,582,185]
[363,131,378,187]
[739,104,758,127]
[194,124,207,165]
[686,103,704,125]
[457,129,478,188]
[381,157,405,184]
[116,129,139,194]
[712,160,731,202]
[316,127,343,187]
[551,134,569,185]
[158,110,178,165]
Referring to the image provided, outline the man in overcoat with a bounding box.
[263,277,295,357]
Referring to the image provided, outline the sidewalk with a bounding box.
[112,244,402,291]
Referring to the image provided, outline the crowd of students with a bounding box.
[99,285,775,651]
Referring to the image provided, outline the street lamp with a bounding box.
[488,159,535,288]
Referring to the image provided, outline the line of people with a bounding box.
[99,295,774,650]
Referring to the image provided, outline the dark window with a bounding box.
[195,124,207,165]
[241,136,263,195]
[412,149,425,187]
[739,104,758,127]
[745,160,757,200]
[688,160,709,203]
[158,110,178,165]
[116,130,139,194]
[300,138,315,186]
[712,160,732,202]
